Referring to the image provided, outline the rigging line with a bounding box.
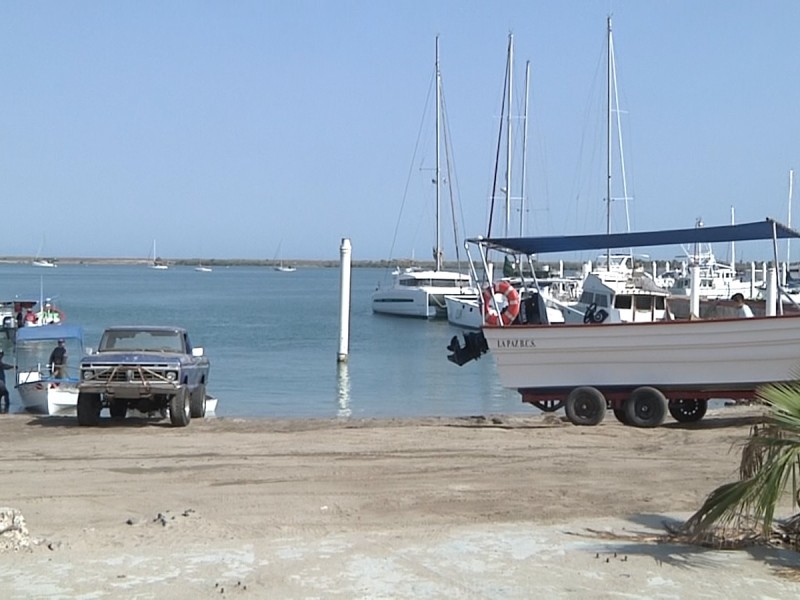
[383,64,437,271]
[566,32,606,235]
[610,29,632,237]
[439,83,464,267]
[486,37,511,239]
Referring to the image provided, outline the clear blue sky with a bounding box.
[1,1,798,261]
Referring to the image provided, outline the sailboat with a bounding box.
[32,236,57,268]
[559,16,670,325]
[273,241,296,272]
[371,36,476,318]
[150,240,168,270]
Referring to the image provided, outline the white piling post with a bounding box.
[559,260,564,278]
[690,264,700,319]
[337,238,352,363]
[766,266,778,317]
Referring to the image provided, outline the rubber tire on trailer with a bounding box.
[565,386,606,426]
[77,392,102,426]
[612,407,629,425]
[669,399,708,423]
[169,388,191,427]
[190,384,207,418]
[625,387,667,428]
[109,398,127,419]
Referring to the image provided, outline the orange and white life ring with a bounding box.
[482,280,520,326]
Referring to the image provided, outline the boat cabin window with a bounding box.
[580,291,609,308]
[615,295,632,309]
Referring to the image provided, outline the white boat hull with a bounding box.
[482,314,800,393]
[17,380,80,415]
[372,288,444,318]
[372,268,477,319]
[445,294,483,328]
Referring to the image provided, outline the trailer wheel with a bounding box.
[77,392,102,426]
[531,400,564,413]
[625,387,667,428]
[669,399,708,423]
[565,387,606,426]
[612,408,629,425]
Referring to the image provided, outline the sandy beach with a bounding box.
[2,405,800,598]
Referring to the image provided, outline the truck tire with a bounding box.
[565,386,606,426]
[668,399,708,423]
[190,384,207,418]
[625,387,667,428]
[77,392,102,426]
[169,388,191,427]
[109,398,127,419]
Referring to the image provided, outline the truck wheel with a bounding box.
[169,388,191,427]
[109,398,127,419]
[669,399,708,423]
[565,386,606,426]
[190,384,206,418]
[625,387,667,428]
[77,392,101,426]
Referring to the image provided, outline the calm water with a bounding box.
[0,264,524,419]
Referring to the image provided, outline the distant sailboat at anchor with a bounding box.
[150,240,168,270]
[273,241,296,272]
[32,236,57,268]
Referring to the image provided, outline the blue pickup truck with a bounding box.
[77,326,210,427]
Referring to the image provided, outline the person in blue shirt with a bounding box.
[0,349,13,411]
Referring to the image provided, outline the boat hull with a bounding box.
[372,288,444,318]
[482,314,800,393]
[445,294,482,328]
[17,380,80,415]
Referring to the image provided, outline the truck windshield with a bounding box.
[99,330,183,353]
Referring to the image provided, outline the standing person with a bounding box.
[0,349,13,411]
[731,293,754,318]
[49,339,67,379]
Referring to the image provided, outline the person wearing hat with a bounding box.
[0,349,12,411]
[49,339,67,379]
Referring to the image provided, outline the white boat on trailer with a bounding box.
[447,218,800,428]
[15,324,84,415]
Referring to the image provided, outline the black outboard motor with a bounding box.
[447,331,489,366]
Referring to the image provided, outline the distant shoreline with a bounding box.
[0,257,488,269]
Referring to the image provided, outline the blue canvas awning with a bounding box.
[16,324,83,343]
[470,218,800,255]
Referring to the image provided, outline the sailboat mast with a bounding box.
[505,33,514,237]
[519,59,530,238]
[434,35,442,272]
[605,16,613,271]
[788,169,794,265]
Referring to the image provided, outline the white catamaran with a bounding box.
[372,36,475,319]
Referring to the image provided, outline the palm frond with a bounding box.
[687,380,800,536]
